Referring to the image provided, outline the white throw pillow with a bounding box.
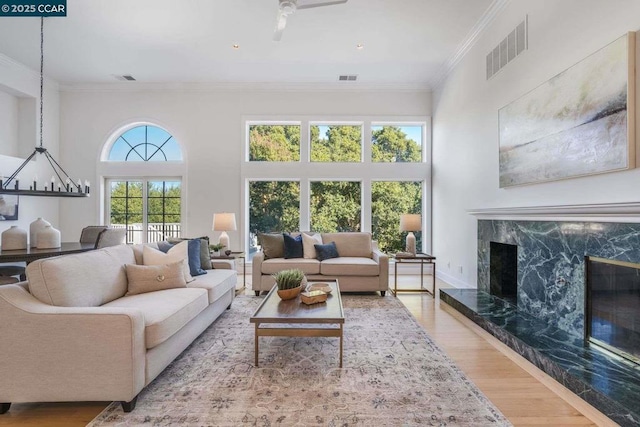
[302,233,323,259]
[142,241,194,283]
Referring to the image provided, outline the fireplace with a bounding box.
[489,241,517,304]
[586,256,640,364]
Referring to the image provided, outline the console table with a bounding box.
[0,242,96,264]
[392,252,436,296]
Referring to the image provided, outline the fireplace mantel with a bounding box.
[468,201,640,221]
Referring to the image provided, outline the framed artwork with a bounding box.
[0,194,19,220]
[498,32,636,187]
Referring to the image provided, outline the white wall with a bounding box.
[432,0,640,287]
[0,55,60,239]
[59,86,431,244]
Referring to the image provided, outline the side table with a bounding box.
[211,252,246,292]
[392,253,436,296]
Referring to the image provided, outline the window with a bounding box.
[108,125,182,161]
[101,123,185,243]
[248,180,300,250]
[242,117,430,257]
[371,125,422,162]
[310,124,362,162]
[108,180,182,243]
[371,181,422,253]
[310,181,361,232]
[248,124,300,161]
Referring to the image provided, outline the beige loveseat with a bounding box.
[252,232,388,296]
[0,243,236,413]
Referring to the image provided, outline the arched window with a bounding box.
[108,125,183,161]
[101,124,185,243]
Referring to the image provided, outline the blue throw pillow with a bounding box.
[283,233,303,259]
[314,241,340,261]
[187,239,207,276]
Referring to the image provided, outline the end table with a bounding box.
[211,251,246,292]
[392,252,436,296]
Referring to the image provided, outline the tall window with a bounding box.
[243,117,430,256]
[103,124,184,243]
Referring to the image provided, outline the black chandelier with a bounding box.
[0,18,89,198]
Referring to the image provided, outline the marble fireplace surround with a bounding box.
[439,202,640,426]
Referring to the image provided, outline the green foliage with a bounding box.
[311,125,361,162]
[109,180,181,228]
[310,181,361,232]
[249,125,300,161]
[372,126,422,162]
[249,181,300,235]
[273,269,305,290]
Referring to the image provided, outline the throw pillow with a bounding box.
[125,261,187,296]
[258,232,284,259]
[143,241,194,283]
[283,233,303,259]
[302,233,323,259]
[314,241,340,261]
[160,239,207,276]
[167,236,212,270]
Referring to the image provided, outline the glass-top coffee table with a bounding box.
[249,280,344,367]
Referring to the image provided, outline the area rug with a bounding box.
[88,294,511,426]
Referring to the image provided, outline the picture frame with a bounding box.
[498,32,636,187]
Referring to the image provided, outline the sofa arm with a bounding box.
[0,284,146,403]
[252,251,265,283]
[372,249,389,290]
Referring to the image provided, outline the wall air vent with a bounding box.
[338,75,358,81]
[114,74,137,81]
[486,16,528,80]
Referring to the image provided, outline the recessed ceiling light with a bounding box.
[232,44,240,49]
[356,43,364,50]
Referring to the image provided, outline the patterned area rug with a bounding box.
[89,294,511,426]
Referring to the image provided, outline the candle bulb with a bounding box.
[58,182,61,191]
[43,181,47,191]
[84,180,90,194]
[77,179,82,193]
[14,179,18,190]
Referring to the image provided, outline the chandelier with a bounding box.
[0,18,89,198]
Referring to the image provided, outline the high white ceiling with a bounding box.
[0,0,493,88]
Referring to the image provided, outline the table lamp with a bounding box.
[212,212,237,250]
[400,214,421,255]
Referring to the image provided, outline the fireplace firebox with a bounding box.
[585,256,640,364]
[489,241,517,304]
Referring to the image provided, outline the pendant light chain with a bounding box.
[39,17,44,149]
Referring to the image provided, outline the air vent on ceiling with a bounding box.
[338,74,358,81]
[114,74,136,81]
[486,16,528,80]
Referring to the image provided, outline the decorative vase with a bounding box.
[1,226,28,250]
[30,217,51,248]
[277,285,303,300]
[37,225,61,249]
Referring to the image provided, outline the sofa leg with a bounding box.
[0,403,10,414]
[254,291,260,296]
[121,396,138,412]
[380,291,386,297]
[226,303,232,310]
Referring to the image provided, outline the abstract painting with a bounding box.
[498,33,636,187]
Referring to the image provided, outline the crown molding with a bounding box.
[468,202,640,222]
[59,81,432,94]
[431,0,511,89]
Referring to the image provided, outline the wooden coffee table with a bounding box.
[250,280,344,367]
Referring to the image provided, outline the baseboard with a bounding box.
[440,301,616,427]
[434,270,472,289]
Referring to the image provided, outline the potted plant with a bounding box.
[273,269,306,300]
[209,243,225,256]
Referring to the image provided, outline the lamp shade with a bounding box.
[212,212,237,231]
[399,214,422,232]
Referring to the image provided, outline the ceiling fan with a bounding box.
[273,0,348,41]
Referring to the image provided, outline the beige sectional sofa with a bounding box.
[0,243,236,413]
[252,232,389,296]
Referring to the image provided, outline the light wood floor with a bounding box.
[0,275,614,426]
